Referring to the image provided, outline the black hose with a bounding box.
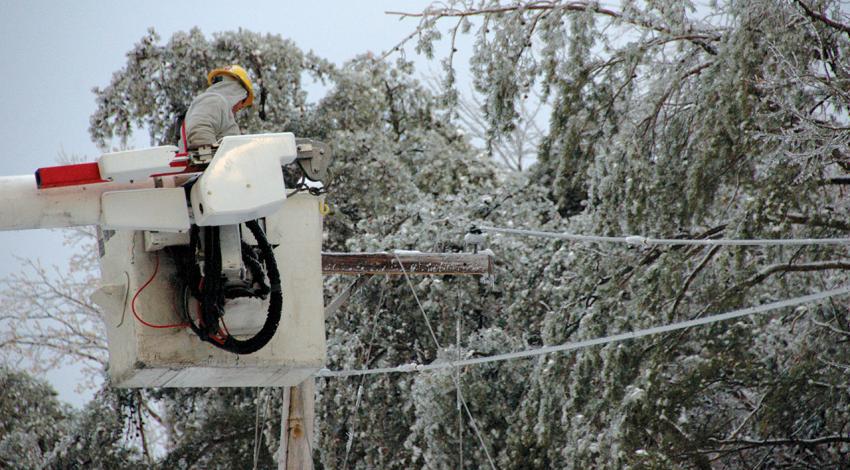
[216,220,282,354]
[200,226,224,338]
[224,242,270,299]
[174,220,282,355]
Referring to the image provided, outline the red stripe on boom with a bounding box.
[35,162,107,189]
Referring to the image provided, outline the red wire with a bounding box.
[196,299,204,326]
[195,299,226,344]
[131,252,190,329]
[193,288,233,345]
[193,268,232,345]
[220,316,231,336]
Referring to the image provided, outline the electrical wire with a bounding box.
[456,292,463,469]
[252,389,269,470]
[130,252,190,329]
[115,271,131,328]
[316,284,850,378]
[478,225,850,247]
[393,253,498,470]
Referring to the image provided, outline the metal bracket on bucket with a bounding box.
[295,138,332,183]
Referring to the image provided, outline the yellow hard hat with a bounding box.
[208,65,254,107]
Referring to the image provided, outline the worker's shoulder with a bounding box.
[188,90,230,110]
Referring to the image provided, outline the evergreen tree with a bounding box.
[400,0,850,467]
[0,366,70,468]
[0,367,144,469]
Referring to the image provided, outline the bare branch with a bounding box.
[0,229,107,382]
[738,261,850,289]
[669,245,723,318]
[726,392,768,441]
[812,319,850,337]
[794,0,850,35]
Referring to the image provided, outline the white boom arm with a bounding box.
[0,132,312,232]
[0,175,154,230]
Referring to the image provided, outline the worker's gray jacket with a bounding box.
[183,76,247,148]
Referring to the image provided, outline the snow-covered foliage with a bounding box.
[89,28,334,150]
[0,367,142,469]
[0,366,70,468]
[397,0,850,467]
[3,0,850,467]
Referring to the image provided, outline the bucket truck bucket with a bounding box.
[92,193,326,387]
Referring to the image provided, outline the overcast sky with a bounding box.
[0,0,473,406]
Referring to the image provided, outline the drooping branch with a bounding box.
[387,1,721,54]
[779,213,850,232]
[680,260,850,327]
[738,260,850,289]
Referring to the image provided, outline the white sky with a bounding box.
[0,0,474,406]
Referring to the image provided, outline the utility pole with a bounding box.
[278,250,494,469]
[278,379,316,470]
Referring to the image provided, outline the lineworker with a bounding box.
[181,65,254,149]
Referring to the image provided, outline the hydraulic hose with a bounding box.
[216,220,282,354]
[179,220,282,355]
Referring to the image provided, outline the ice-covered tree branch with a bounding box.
[794,0,850,35]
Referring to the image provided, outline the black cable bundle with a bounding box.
[172,220,282,355]
[215,220,282,354]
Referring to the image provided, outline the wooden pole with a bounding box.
[321,251,493,276]
[279,379,316,470]
[277,388,291,470]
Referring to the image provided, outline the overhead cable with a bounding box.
[477,225,850,247]
[316,284,850,378]
[392,252,498,470]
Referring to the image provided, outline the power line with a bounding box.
[392,253,498,470]
[477,225,850,247]
[316,284,850,378]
